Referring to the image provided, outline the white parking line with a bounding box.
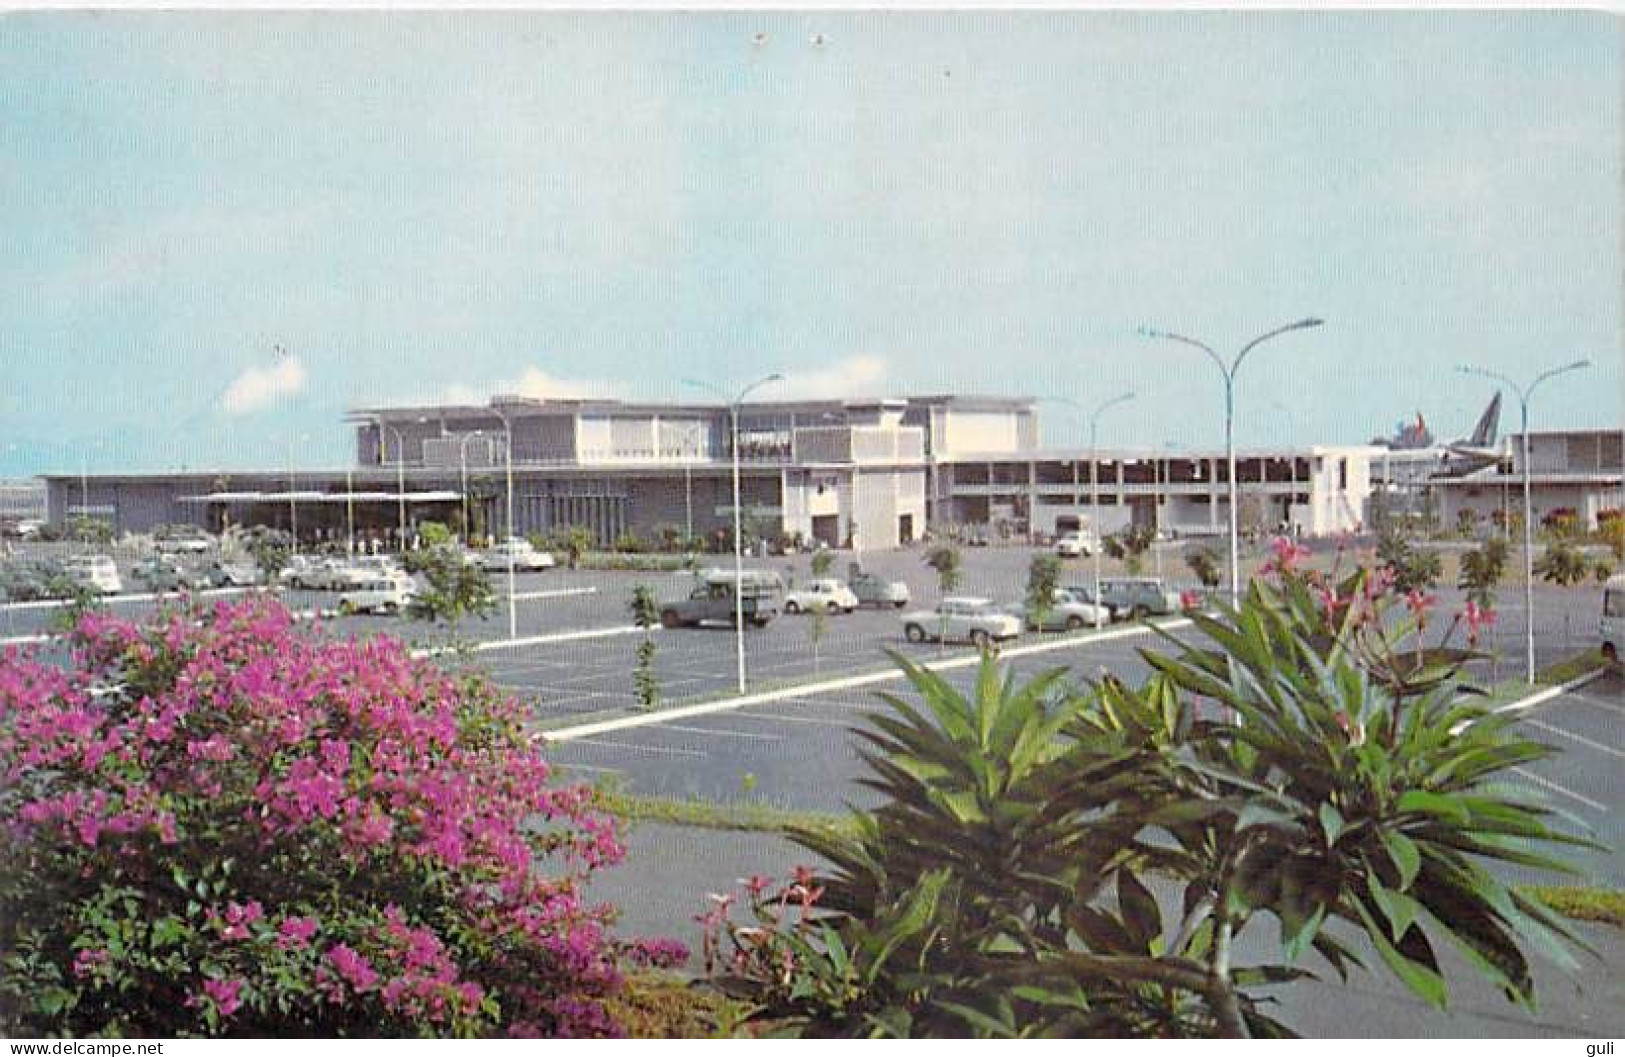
[1568,690,1625,717]
[541,618,1193,740]
[508,587,599,602]
[733,710,862,729]
[1522,718,1625,761]
[1511,766,1607,813]
[655,723,787,742]
[0,633,53,646]
[551,762,625,775]
[410,624,658,658]
[564,738,708,758]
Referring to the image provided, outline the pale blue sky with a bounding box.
[0,9,1618,474]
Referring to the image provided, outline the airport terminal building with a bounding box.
[42,393,1384,548]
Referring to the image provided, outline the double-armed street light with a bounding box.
[1140,318,1325,607]
[1456,360,1593,684]
[683,373,785,695]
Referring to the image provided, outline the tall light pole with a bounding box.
[1043,394,1134,628]
[345,467,355,555]
[78,440,104,551]
[484,408,519,641]
[1457,360,1592,684]
[684,373,785,694]
[359,415,432,552]
[1089,393,1135,627]
[458,430,495,546]
[1141,318,1325,607]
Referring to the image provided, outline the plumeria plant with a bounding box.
[704,541,1598,1037]
[0,596,683,1038]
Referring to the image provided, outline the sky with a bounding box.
[0,9,1619,475]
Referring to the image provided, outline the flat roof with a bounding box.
[347,394,1038,420]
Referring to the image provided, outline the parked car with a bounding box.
[1097,577,1183,620]
[783,578,859,615]
[338,576,417,616]
[153,526,212,555]
[1062,583,1119,621]
[474,538,556,572]
[64,555,122,595]
[660,569,781,628]
[1054,531,1097,559]
[132,556,211,593]
[1014,587,1111,632]
[278,555,336,590]
[848,571,910,609]
[1603,573,1623,664]
[324,555,406,591]
[899,597,1022,646]
[0,562,52,601]
[204,559,260,587]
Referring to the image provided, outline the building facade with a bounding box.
[1431,430,1624,531]
[43,392,1384,547]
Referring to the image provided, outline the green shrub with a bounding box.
[0,598,682,1037]
[1534,540,1590,588]
[1377,530,1442,592]
[1458,536,1510,608]
[1185,545,1221,588]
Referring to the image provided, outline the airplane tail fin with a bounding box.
[1467,391,1501,448]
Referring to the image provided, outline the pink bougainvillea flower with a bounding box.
[198,977,245,1018]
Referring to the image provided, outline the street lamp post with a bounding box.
[1456,360,1592,684]
[458,430,495,547]
[484,409,519,642]
[684,373,785,695]
[1141,318,1325,607]
[1042,394,1134,628]
[1089,393,1135,628]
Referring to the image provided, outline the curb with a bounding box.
[539,617,1192,742]
[1490,666,1612,716]
[410,623,659,660]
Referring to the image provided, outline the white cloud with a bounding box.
[223,356,307,414]
[443,367,619,406]
[772,355,890,400]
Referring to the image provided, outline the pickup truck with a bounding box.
[660,570,782,629]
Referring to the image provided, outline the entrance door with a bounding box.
[898,514,914,544]
[811,514,840,548]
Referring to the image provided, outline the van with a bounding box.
[1603,573,1623,664]
[1097,577,1182,620]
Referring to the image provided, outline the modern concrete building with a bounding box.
[1431,429,1624,531]
[42,391,1384,548]
[936,445,1376,540]
[0,479,46,527]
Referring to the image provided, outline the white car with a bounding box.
[899,597,1023,646]
[782,578,859,615]
[279,555,343,591]
[338,576,417,615]
[327,555,406,590]
[474,539,556,572]
[154,531,212,555]
[64,555,122,595]
[1055,532,1096,558]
